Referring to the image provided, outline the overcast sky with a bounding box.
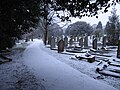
[56,3,120,29]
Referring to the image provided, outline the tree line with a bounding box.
[0,0,119,50]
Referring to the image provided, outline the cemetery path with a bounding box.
[23,39,118,90]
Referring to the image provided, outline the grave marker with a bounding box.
[117,39,120,58]
[64,36,68,48]
[84,36,88,48]
[79,37,83,47]
[102,36,107,47]
[69,37,73,47]
[93,38,97,49]
[58,39,64,53]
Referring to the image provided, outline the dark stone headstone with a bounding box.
[50,36,55,49]
[117,39,120,58]
[69,38,73,47]
[79,37,83,47]
[93,38,97,49]
[77,36,79,42]
[64,36,68,48]
[102,36,107,47]
[58,39,64,53]
[84,36,88,48]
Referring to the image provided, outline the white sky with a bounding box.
[55,3,120,29]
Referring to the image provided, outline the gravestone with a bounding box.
[58,39,64,53]
[69,37,73,47]
[117,39,120,58]
[77,36,79,42]
[102,36,107,47]
[64,36,68,48]
[25,37,29,42]
[79,37,83,47]
[50,36,55,49]
[93,38,97,49]
[84,36,88,48]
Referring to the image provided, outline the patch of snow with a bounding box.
[23,39,118,90]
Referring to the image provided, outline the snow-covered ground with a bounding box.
[23,39,119,90]
[40,39,120,89]
[0,39,119,90]
[0,42,44,90]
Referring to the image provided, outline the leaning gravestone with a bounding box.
[64,36,68,48]
[102,36,107,47]
[84,36,88,48]
[93,38,97,49]
[117,39,120,58]
[50,36,55,49]
[79,37,83,47]
[58,39,64,53]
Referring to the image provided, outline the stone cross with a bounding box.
[92,38,97,49]
[117,39,120,58]
[58,39,64,53]
[50,36,55,49]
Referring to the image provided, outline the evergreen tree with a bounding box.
[0,0,40,50]
[94,21,103,39]
[96,21,102,30]
[105,7,120,45]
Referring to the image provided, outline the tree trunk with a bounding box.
[43,0,48,45]
[44,28,48,45]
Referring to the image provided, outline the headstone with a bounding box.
[58,39,64,53]
[93,38,97,49]
[64,36,68,48]
[25,37,29,42]
[50,36,55,49]
[79,37,83,47]
[69,37,73,47]
[77,36,79,42]
[102,36,107,47]
[117,39,120,58]
[84,36,88,48]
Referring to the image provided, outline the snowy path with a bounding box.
[23,39,118,90]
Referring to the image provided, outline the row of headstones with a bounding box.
[49,35,120,58]
[49,35,107,49]
[48,36,89,48]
